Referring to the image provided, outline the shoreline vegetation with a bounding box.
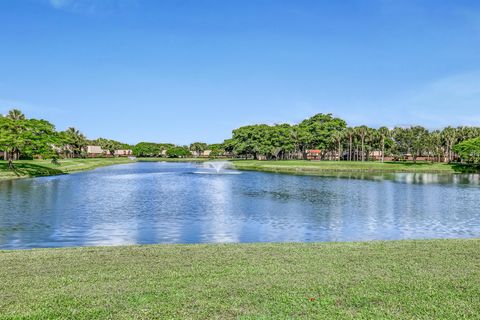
[1,158,477,181]
[2,110,480,175]
[1,239,479,318]
[231,159,478,174]
[0,158,134,180]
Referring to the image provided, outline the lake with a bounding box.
[0,162,479,249]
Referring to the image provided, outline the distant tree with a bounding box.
[441,126,458,162]
[0,111,56,169]
[454,137,480,164]
[59,127,86,158]
[378,127,390,162]
[6,109,26,121]
[355,126,369,162]
[90,138,131,156]
[429,130,444,163]
[410,126,429,163]
[345,127,355,161]
[329,130,344,161]
[189,142,208,157]
[208,143,225,158]
[132,142,173,157]
[166,146,191,158]
[298,113,347,158]
[229,124,272,159]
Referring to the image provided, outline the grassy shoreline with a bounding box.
[1,158,477,181]
[1,239,479,318]
[0,158,134,180]
[231,160,475,175]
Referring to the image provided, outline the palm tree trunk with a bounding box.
[338,141,341,161]
[349,137,352,161]
[361,138,365,162]
[381,137,385,163]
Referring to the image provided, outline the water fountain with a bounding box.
[195,161,240,174]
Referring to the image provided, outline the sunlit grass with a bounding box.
[232,160,471,174]
[0,158,133,180]
[1,239,479,319]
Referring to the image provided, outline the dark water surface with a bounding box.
[1,162,479,249]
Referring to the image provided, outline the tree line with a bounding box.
[2,109,480,168]
[0,109,218,167]
[222,113,480,164]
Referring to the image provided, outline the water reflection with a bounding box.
[0,162,479,249]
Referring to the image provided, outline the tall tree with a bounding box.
[345,127,355,161]
[355,126,369,162]
[298,113,347,159]
[0,111,56,169]
[378,127,390,162]
[189,142,208,157]
[410,126,429,163]
[329,130,344,161]
[59,127,87,158]
[441,126,458,162]
[6,109,26,121]
[454,137,480,164]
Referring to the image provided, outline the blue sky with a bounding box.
[1,0,480,144]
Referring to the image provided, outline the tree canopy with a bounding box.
[454,137,480,164]
[0,114,56,168]
[132,142,173,157]
[1,108,480,167]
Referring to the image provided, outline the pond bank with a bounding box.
[1,239,478,318]
[1,158,477,181]
[0,158,134,180]
[231,160,477,175]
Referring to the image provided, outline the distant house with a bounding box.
[86,145,106,157]
[306,149,321,160]
[114,149,133,157]
[368,150,397,161]
[370,150,382,159]
[191,150,212,157]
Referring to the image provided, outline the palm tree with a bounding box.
[345,127,355,161]
[63,127,87,158]
[4,109,26,162]
[441,127,458,162]
[355,126,369,162]
[330,130,344,161]
[378,126,390,162]
[429,130,442,162]
[6,109,25,121]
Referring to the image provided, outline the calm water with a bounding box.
[0,162,479,249]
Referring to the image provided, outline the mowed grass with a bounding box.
[1,239,479,319]
[232,160,472,174]
[0,158,134,180]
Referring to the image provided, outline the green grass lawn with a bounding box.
[0,239,478,319]
[232,160,474,174]
[0,158,134,180]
